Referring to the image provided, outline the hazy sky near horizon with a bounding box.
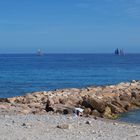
[0,0,140,53]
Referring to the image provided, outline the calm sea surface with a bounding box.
[0,54,140,123]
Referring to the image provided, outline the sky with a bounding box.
[0,0,140,53]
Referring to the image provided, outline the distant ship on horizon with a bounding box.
[114,48,125,56]
[37,49,44,56]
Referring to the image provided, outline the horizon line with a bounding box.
[0,52,140,54]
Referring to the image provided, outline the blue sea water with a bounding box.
[0,53,140,123]
[0,53,140,98]
[118,109,140,124]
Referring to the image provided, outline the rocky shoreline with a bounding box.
[0,80,140,119]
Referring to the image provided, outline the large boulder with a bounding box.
[102,106,112,119]
[119,93,131,101]
[103,106,118,119]
[91,109,101,117]
[0,98,10,103]
[83,108,92,115]
[131,91,140,99]
[81,100,93,109]
[131,98,140,107]
[87,97,106,113]
[107,103,124,114]
[51,96,60,104]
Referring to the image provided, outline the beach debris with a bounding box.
[73,108,84,117]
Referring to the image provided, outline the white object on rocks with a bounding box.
[73,108,84,117]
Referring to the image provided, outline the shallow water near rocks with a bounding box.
[118,109,140,124]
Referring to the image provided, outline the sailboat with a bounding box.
[115,48,120,55]
[114,48,125,56]
[37,49,44,56]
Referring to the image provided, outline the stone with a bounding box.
[82,100,93,109]
[45,99,54,112]
[51,96,60,104]
[0,98,10,103]
[131,80,137,83]
[20,109,31,115]
[5,123,11,126]
[103,106,112,119]
[131,91,140,99]
[28,103,41,108]
[85,121,91,125]
[57,124,70,129]
[119,94,131,101]
[22,123,26,126]
[63,108,73,115]
[59,97,68,104]
[22,123,32,128]
[107,103,124,114]
[119,101,131,110]
[131,99,140,107]
[88,97,106,112]
[91,110,101,117]
[83,108,92,115]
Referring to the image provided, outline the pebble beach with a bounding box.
[0,114,140,140]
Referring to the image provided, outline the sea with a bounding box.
[0,53,140,123]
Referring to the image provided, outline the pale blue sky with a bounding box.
[0,0,140,53]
